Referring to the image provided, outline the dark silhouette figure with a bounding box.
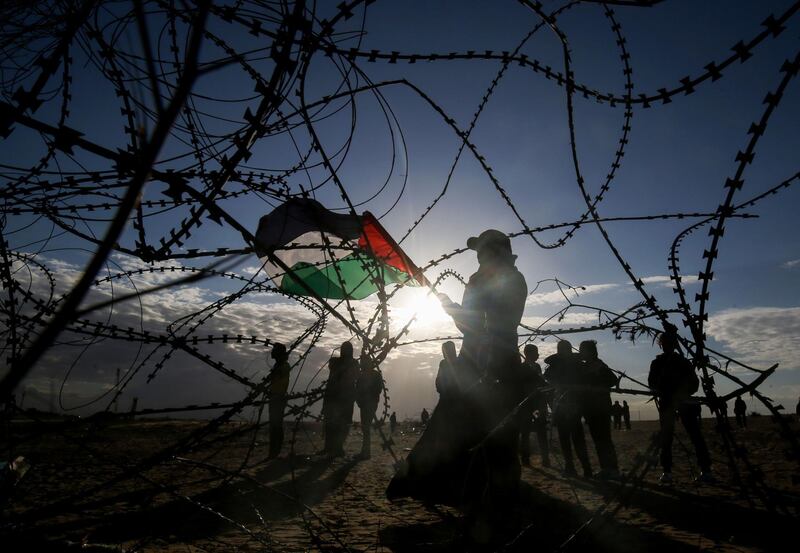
[733,396,747,428]
[716,398,730,429]
[611,400,623,430]
[545,340,592,478]
[622,400,631,430]
[268,343,291,459]
[356,356,383,459]
[796,397,800,420]
[649,331,712,483]
[519,344,550,467]
[435,341,459,398]
[579,340,620,479]
[420,408,430,426]
[389,411,397,434]
[322,341,359,457]
[387,229,527,545]
[687,401,703,427]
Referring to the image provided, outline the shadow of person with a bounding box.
[378,481,709,553]
[252,453,322,483]
[25,456,359,547]
[604,478,799,552]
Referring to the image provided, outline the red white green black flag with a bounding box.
[254,198,425,300]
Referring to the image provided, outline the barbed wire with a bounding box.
[1,1,798,551]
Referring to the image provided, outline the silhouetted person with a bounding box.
[3,393,16,415]
[622,400,631,430]
[796,397,800,420]
[688,401,703,427]
[322,341,359,457]
[579,340,620,479]
[356,356,383,459]
[611,401,623,430]
[420,408,429,426]
[268,343,291,459]
[519,344,550,467]
[435,341,460,398]
[390,411,398,434]
[716,398,730,429]
[545,340,592,478]
[2,393,15,452]
[388,229,527,545]
[649,331,712,484]
[734,396,747,428]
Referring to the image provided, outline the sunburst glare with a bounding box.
[392,287,452,327]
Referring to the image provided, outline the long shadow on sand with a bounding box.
[379,475,799,553]
[603,478,800,552]
[7,455,359,548]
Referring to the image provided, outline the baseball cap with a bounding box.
[466,229,511,252]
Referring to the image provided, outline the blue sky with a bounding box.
[2,0,799,420]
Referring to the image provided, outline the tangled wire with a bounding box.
[1,0,799,551]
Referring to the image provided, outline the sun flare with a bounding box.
[395,288,451,325]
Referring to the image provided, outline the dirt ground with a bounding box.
[2,414,799,552]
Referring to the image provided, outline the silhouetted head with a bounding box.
[271,342,287,362]
[579,340,598,361]
[557,340,572,356]
[658,331,678,353]
[614,400,620,406]
[442,340,457,363]
[524,344,539,363]
[623,400,628,406]
[340,341,353,359]
[467,229,515,266]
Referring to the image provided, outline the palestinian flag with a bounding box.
[254,198,426,300]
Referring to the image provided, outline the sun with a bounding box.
[396,288,451,325]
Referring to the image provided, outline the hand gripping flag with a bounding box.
[254,198,426,300]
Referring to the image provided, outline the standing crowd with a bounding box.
[266,339,384,461]
[264,228,732,545]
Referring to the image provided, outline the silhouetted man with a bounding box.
[435,341,460,398]
[268,343,291,459]
[519,344,550,467]
[622,400,631,430]
[322,341,359,457]
[689,401,703,427]
[611,401,623,430]
[420,408,429,426]
[733,396,747,428]
[356,356,383,459]
[649,331,712,484]
[545,340,592,478]
[388,229,527,545]
[580,340,620,479]
[716,398,730,429]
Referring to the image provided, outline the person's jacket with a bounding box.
[446,257,527,379]
[648,352,698,409]
[581,358,617,415]
[356,367,383,409]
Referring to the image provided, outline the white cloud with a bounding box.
[12,252,780,419]
[706,306,800,372]
[524,275,700,307]
[4,252,477,415]
[526,283,618,306]
[640,274,699,287]
[781,259,800,269]
[522,311,600,328]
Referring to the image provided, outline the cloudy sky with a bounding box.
[3,0,799,421]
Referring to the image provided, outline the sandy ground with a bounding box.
[2,415,799,552]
